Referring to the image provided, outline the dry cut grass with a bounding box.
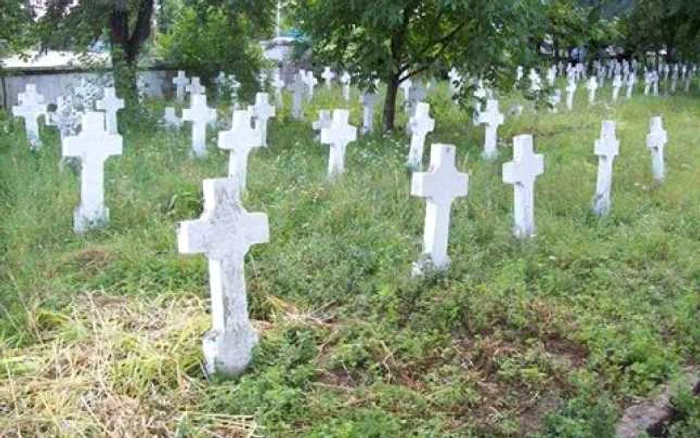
[0,292,259,438]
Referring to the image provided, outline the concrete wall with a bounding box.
[1,70,173,108]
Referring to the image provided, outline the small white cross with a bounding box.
[320,110,357,178]
[321,67,335,88]
[565,77,577,111]
[411,144,468,274]
[62,112,123,233]
[407,102,435,169]
[271,70,285,108]
[250,92,276,146]
[291,73,306,120]
[340,72,352,101]
[647,116,668,183]
[611,75,623,103]
[592,121,620,216]
[303,70,318,101]
[400,78,412,102]
[503,135,544,239]
[96,87,124,135]
[178,177,269,376]
[186,77,206,96]
[182,94,217,158]
[173,71,190,102]
[12,84,46,150]
[360,92,378,134]
[478,99,504,160]
[626,73,636,99]
[218,109,263,191]
[587,76,598,105]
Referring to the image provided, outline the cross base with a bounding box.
[592,193,611,217]
[482,148,499,161]
[74,206,109,234]
[411,253,450,277]
[202,325,258,377]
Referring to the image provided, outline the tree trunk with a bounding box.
[109,0,154,111]
[382,73,400,132]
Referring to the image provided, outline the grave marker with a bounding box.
[321,67,335,88]
[178,177,269,377]
[503,135,544,239]
[407,102,435,169]
[612,75,622,102]
[182,94,217,158]
[12,84,46,149]
[566,76,577,111]
[250,93,276,146]
[647,116,668,183]
[411,144,468,275]
[587,76,598,105]
[478,99,504,160]
[340,72,352,101]
[320,110,357,178]
[173,71,190,102]
[96,87,124,135]
[218,109,263,191]
[62,112,123,233]
[360,92,378,134]
[592,121,620,216]
[291,73,306,120]
[186,77,206,96]
[163,107,182,129]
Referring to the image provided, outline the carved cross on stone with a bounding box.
[173,71,190,102]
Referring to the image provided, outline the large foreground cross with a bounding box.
[178,178,269,376]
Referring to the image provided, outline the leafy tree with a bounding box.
[0,0,33,58]
[39,0,157,108]
[624,0,700,62]
[294,0,544,131]
[156,0,275,100]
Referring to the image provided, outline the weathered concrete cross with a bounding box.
[96,87,124,135]
[592,121,620,216]
[647,116,668,183]
[182,94,217,158]
[478,99,504,160]
[320,110,357,178]
[62,112,123,233]
[12,84,46,149]
[178,177,269,377]
[407,102,435,169]
[218,109,263,191]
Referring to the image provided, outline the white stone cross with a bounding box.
[177,177,269,377]
[182,94,217,158]
[566,76,577,111]
[652,72,660,96]
[644,71,652,96]
[360,92,378,134]
[291,73,306,120]
[62,112,123,233]
[320,110,357,178]
[502,135,544,239]
[303,70,318,101]
[587,76,598,105]
[478,99,504,160]
[626,73,636,99]
[173,71,190,102]
[271,70,285,108]
[592,121,620,216]
[611,75,623,103]
[340,72,352,101]
[400,78,413,102]
[218,109,263,191]
[548,90,562,113]
[321,67,335,88]
[646,116,668,183]
[250,92,276,146]
[96,87,124,135]
[407,102,435,169]
[411,144,468,274]
[186,77,206,96]
[163,107,182,129]
[12,84,46,149]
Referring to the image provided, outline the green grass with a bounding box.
[1,82,699,436]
